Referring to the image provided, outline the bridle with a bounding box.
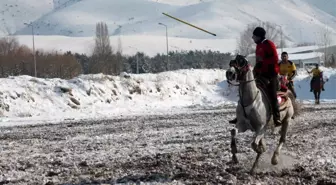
[226,56,260,109]
[227,57,256,86]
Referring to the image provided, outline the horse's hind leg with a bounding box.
[272,117,289,165]
[230,129,238,164]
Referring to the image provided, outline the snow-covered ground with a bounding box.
[0,67,335,126]
[0,104,335,184]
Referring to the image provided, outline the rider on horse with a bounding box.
[279,52,297,98]
[229,27,281,126]
[308,64,325,91]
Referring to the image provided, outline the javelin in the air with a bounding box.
[162,12,216,36]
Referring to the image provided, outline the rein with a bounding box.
[227,64,260,111]
[227,78,256,86]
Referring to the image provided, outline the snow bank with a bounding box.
[0,68,335,124]
[0,69,235,123]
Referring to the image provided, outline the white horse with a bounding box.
[226,55,297,174]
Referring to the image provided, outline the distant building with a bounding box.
[284,52,324,68]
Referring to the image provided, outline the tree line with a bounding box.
[0,22,233,79]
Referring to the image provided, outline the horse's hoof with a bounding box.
[226,159,239,165]
[232,155,239,164]
[229,118,237,124]
[249,168,256,175]
[231,129,236,136]
[271,154,279,165]
[259,145,266,154]
[251,142,258,153]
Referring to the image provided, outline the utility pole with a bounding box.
[280,26,283,53]
[24,22,37,77]
[158,22,169,71]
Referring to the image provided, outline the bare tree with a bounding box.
[236,21,284,56]
[93,22,112,57]
[0,36,20,55]
[90,21,117,74]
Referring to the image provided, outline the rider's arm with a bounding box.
[265,40,279,76]
[289,62,297,80]
[289,70,297,80]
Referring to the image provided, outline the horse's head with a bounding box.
[226,54,251,82]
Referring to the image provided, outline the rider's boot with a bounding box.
[321,78,325,91]
[292,91,297,98]
[273,108,281,127]
[229,117,237,124]
[269,76,282,126]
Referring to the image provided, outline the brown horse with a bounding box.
[311,74,327,104]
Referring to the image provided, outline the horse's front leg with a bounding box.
[313,91,318,104]
[230,129,239,164]
[250,127,266,174]
[250,138,266,174]
[272,116,289,165]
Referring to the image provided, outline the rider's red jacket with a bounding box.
[254,39,279,77]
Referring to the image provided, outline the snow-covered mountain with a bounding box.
[1,0,335,54]
[0,0,53,35]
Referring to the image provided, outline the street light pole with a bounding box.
[158,23,169,71]
[24,22,37,77]
[136,54,139,74]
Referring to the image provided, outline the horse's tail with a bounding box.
[287,90,301,117]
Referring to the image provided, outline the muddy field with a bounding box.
[0,104,336,185]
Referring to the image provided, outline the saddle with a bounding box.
[256,78,289,109]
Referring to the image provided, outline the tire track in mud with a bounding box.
[0,104,335,185]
